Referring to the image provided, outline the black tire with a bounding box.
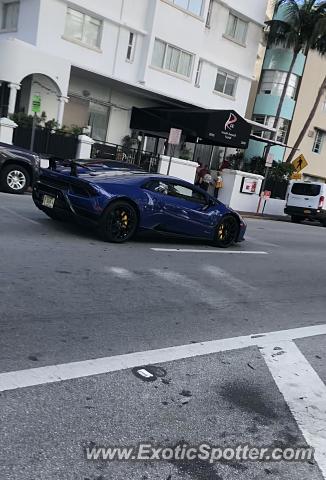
[291,215,302,224]
[0,164,30,194]
[100,201,138,243]
[213,215,239,248]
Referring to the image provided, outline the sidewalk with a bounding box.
[239,211,290,222]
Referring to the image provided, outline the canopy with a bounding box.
[130,107,252,149]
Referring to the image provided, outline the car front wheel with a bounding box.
[213,215,239,248]
[100,201,138,243]
[1,164,30,194]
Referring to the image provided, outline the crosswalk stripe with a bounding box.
[262,341,326,477]
[0,325,325,394]
[203,265,257,292]
[150,268,227,308]
[105,267,135,279]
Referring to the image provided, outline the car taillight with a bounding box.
[319,196,324,209]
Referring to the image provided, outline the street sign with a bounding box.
[32,95,41,113]
[168,128,182,145]
[292,154,308,173]
[265,154,274,167]
[291,172,302,180]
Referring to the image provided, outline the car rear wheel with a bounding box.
[100,201,138,243]
[1,164,30,194]
[291,215,302,224]
[213,215,239,248]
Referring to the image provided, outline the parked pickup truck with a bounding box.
[0,143,40,194]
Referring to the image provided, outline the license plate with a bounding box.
[42,195,55,208]
[304,209,311,214]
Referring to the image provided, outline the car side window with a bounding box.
[142,180,169,195]
[167,183,207,205]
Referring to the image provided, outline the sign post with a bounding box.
[30,95,41,151]
[257,150,274,214]
[167,128,182,175]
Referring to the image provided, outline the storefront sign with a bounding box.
[168,128,182,145]
[32,95,41,113]
[241,177,258,194]
[207,110,252,149]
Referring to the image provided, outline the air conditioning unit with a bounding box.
[308,130,314,138]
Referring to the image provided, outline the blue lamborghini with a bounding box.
[32,160,246,248]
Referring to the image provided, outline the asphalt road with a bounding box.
[0,192,325,480]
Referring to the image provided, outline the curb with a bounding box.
[239,212,290,222]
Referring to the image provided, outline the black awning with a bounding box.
[130,107,252,149]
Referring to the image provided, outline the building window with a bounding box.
[152,39,194,78]
[126,31,136,62]
[225,12,248,44]
[214,70,238,97]
[313,129,324,154]
[1,1,19,31]
[321,97,326,112]
[205,0,214,27]
[260,70,299,99]
[64,7,102,48]
[194,59,203,86]
[171,0,203,16]
[252,115,290,143]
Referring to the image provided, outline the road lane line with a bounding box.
[151,248,268,254]
[203,265,257,292]
[105,267,135,279]
[0,324,326,393]
[262,341,326,478]
[0,206,41,226]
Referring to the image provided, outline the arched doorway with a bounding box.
[17,74,62,124]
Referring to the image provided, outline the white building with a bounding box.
[0,0,268,146]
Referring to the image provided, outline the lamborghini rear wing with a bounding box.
[48,157,103,177]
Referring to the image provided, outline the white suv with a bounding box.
[284,181,326,226]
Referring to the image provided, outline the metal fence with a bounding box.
[264,178,289,200]
[91,141,160,173]
[13,126,78,159]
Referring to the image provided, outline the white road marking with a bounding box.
[245,235,279,248]
[151,269,226,308]
[0,206,41,225]
[1,325,326,476]
[0,324,325,394]
[262,341,326,477]
[151,248,268,254]
[105,267,135,279]
[203,265,257,292]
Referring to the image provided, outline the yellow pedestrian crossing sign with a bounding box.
[292,154,308,173]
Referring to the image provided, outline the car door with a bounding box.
[158,181,218,238]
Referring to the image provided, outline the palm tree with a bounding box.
[262,0,326,164]
[286,69,326,164]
